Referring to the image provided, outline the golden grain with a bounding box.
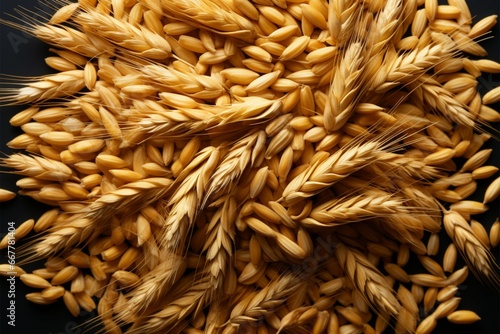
[26,292,57,305]
[20,273,52,289]
[42,286,66,300]
[433,297,462,319]
[483,176,500,204]
[74,291,96,312]
[490,219,500,248]
[0,189,16,202]
[51,266,79,285]
[280,36,310,61]
[469,14,498,39]
[447,310,481,324]
[437,285,458,302]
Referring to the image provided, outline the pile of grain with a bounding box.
[0,0,499,333]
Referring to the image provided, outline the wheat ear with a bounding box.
[161,147,220,252]
[367,0,404,54]
[155,0,256,43]
[203,195,237,294]
[204,130,266,203]
[114,253,186,324]
[126,98,279,144]
[282,141,382,205]
[139,64,225,100]
[127,273,212,333]
[324,42,366,132]
[74,7,172,60]
[1,153,73,181]
[409,78,475,128]
[302,194,407,228]
[0,70,85,105]
[443,210,500,288]
[28,178,172,259]
[227,270,304,327]
[335,243,402,317]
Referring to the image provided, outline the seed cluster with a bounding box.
[0,0,499,333]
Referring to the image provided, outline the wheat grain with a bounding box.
[0,189,16,202]
[63,291,81,317]
[41,286,66,300]
[437,285,458,303]
[447,310,481,324]
[20,274,52,289]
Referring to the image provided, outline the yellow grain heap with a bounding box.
[0,0,499,333]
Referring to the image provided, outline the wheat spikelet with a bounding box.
[327,0,362,47]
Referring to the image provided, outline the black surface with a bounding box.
[0,0,499,334]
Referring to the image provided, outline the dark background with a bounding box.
[0,0,498,333]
